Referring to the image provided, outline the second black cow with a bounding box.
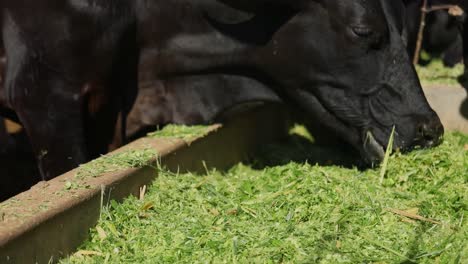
[1,0,137,179]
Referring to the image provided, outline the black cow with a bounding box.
[1,0,445,182]
[1,1,137,179]
[137,0,443,165]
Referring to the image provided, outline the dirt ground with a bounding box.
[423,84,468,133]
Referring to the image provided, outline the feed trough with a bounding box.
[0,85,466,263]
[0,104,289,263]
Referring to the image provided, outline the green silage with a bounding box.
[63,131,467,263]
[75,125,211,179]
[148,125,211,141]
[76,149,158,179]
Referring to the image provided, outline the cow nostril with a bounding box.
[415,122,444,148]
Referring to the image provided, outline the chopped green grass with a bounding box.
[76,125,210,179]
[62,130,467,263]
[76,149,158,179]
[380,126,395,185]
[147,125,211,141]
[416,59,464,86]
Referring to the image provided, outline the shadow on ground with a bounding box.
[248,133,361,170]
[457,75,468,119]
[460,96,468,119]
[0,131,40,202]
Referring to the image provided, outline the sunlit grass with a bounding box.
[416,59,464,86]
[76,149,158,179]
[63,130,467,263]
[147,125,211,141]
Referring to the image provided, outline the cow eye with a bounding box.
[351,26,374,38]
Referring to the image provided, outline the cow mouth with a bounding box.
[362,131,385,165]
[288,88,390,165]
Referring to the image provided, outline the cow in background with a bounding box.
[405,0,465,66]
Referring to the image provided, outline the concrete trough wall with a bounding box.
[0,104,290,264]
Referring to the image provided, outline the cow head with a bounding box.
[148,0,443,163]
[220,0,444,165]
[141,0,444,166]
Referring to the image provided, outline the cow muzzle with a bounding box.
[411,114,444,150]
